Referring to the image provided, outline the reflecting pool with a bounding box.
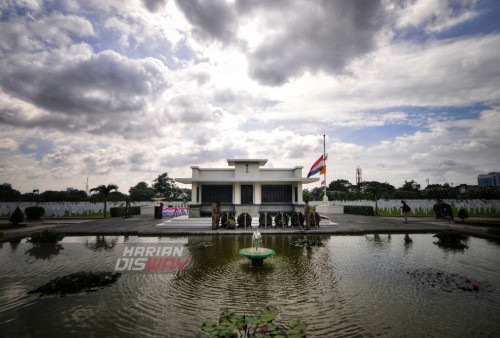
[1,234,499,337]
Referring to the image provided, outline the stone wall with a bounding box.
[0,201,159,217]
[311,199,500,216]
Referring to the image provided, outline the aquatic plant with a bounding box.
[201,306,307,337]
[28,271,121,297]
[185,241,214,248]
[433,229,468,249]
[27,228,65,244]
[290,238,324,248]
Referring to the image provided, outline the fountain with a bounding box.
[238,231,275,265]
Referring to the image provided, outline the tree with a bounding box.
[90,184,118,218]
[129,181,155,201]
[302,189,314,202]
[365,184,391,215]
[328,179,353,192]
[0,185,21,201]
[152,173,181,200]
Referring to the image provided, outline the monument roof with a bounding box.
[227,159,268,166]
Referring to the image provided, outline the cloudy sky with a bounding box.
[1,0,499,194]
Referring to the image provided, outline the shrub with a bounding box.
[25,206,45,220]
[458,207,469,222]
[130,206,141,215]
[28,228,65,244]
[237,213,252,227]
[433,229,468,249]
[259,212,273,227]
[9,206,24,224]
[344,205,375,216]
[110,207,125,217]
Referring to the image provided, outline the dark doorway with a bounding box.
[241,185,253,204]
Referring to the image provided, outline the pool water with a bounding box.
[1,234,499,337]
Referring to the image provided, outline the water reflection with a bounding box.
[0,234,499,337]
[85,236,118,251]
[26,243,64,260]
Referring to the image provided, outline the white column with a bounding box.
[254,182,261,204]
[234,183,241,204]
[297,182,304,203]
[191,182,197,203]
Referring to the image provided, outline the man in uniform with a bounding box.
[304,200,311,230]
[211,202,221,230]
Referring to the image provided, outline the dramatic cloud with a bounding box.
[0,0,499,193]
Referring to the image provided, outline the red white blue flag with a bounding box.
[307,155,327,177]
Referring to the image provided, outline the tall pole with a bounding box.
[323,134,327,199]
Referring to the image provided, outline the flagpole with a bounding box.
[323,134,327,200]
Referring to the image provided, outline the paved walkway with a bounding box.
[2,214,499,242]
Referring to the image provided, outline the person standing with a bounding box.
[211,202,221,230]
[304,200,312,230]
[401,200,411,223]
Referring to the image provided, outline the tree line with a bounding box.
[0,172,191,202]
[303,179,500,201]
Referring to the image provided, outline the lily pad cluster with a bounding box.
[185,241,214,248]
[290,238,324,248]
[433,229,468,250]
[201,306,307,337]
[27,228,65,244]
[28,271,121,297]
[407,268,493,293]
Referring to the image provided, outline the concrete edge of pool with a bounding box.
[1,213,499,242]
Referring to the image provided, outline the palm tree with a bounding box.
[90,184,118,218]
[365,185,389,216]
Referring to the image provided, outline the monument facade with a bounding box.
[175,159,318,217]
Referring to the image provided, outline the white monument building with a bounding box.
[175,159,319,218]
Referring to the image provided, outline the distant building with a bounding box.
[2,183,12,188]
[478,172,500,187]
[66,187,75,192]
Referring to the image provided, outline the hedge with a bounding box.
[110,207,125,217]
[344,205,375,216]
[25,206,45,220]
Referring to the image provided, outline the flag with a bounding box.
[320,166,326,175]
[307,155,327,177]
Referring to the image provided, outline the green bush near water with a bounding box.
[27,229,65,244]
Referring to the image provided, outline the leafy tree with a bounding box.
[90,184,119,218]
[328,179,354,192]
[0,185,21,202]
[129,181,155,201]
[152,173,181,200]
[365,184,392,215]
[302,189,314,202]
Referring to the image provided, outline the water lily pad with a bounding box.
[28,271,121,297]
